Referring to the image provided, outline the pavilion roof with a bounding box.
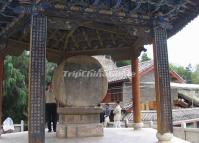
[0,1,199,62]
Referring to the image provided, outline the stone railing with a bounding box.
[173,127,199,143]
[124,120,156,128]
[13,120,24,132]
[0,120,24,134]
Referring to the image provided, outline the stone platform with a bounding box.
[57,107,103,138]
[0,128,189,143]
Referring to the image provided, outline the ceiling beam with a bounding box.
[0,39,61,63]
[45,9,151,28]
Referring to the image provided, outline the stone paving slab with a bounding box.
[0,128,189,143]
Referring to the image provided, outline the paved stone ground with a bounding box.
[0,128,189,143]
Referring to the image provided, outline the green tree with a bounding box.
[170,64,192,84]
[12,52,29,84]
[116,60,131,67]
[141,53,151,62]
[192,64,199,84]
[185,64,192,84]
[46,61,57,83]
[3,53,28,123]
[2,51,57,124]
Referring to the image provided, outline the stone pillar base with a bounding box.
[156,132,173,143]
[56,107,104,138]
[133,122,144,130]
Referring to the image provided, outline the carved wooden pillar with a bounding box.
[0,56,4,133]
[131,58,143,130]
[28,13,47,143]
[153,26,173,143]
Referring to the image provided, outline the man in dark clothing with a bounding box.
[45,82,57,132]
[103,104,111,127]
[98,104,105,123]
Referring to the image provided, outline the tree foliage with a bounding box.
[170,64,193,84]
[46,61,57,83]
[141,53,151,62]
[192,64,199,84]
[3,52,29,123]
[116,60,131,67]
[2,52,57,123]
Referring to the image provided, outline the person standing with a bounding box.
[113,101,122,128]
[45,82,57,132]
[98,104,104,123]
[103,104,111,127]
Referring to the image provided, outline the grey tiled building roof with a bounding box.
[94,55,153,83]
[124,108,199,123]
[105,66,132,83]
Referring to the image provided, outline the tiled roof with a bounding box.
[93,55,118,71]
[95,56,153,83]
[106,60,154,83]
[139,60,153,73]
[124,108,199,123]
[105,66,132,83]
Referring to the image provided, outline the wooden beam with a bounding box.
[48,17,150,40]
[0,35,144,63]
[1,39,60,63]
[132,58,141,124]
[52,32,68,49]
[47,29,60,42]
[45,9,150,28]
[131,58,143,130]
[62,46,134,61]
[4,39,142,61]
[63,27,78,50]
[81,22,149,39]
[0,14,26,38]
[81,22,130,37]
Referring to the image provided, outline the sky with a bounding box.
[144,15,199,68]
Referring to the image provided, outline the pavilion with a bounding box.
[0,1,199,143]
